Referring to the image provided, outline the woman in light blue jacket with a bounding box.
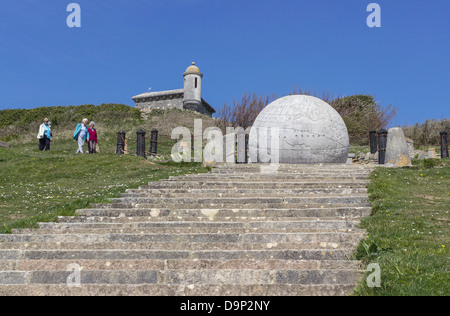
[73,119,90,153]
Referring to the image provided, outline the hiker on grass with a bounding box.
[73,119,89,154]
[88,121,98,154]
[37,118,51,151]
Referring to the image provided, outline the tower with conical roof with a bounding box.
[183,62,203,111]
[131,62,215,117]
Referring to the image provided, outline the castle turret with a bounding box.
[183,62,203,111]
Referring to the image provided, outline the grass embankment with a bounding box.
[0,105,220,233]
[0,145,208,234]
[355,159,450,296]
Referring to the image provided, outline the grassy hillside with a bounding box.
[0,104,141,142]
[0,104,221,233]
[0,104,221,154]
[354,159,450,296]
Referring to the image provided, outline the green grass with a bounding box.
[354,159,450,296]
[349,146,369,155]
[0,143,208,234]
[0,105,225,233]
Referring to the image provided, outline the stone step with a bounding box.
[210,166,371,171]
[0,269,362,286]
[0,284,359,296]
[0,232,365,245]
[172,175,369,181]
[120,190,368,199]
[37,220,360,230]
[180,165,373,176]
[0,241,358,251]
[57,215,365,224]
[0,259,363,271]
[210,169,371,174]
[164,177,371,182]
[213,164,371,168]
[109,196,369,205]
[0,249,354,261]
[209,172,371,177]
[142,181,369,189]
[191,174,371,179]
[76,207,371,218]
[12,227,364,235]
[123,188,368,196]
[0,163,371,296]
[88,203,370,211]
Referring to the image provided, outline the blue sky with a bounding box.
[0,0,448,125]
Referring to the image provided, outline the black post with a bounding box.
[369,130,377,154]
[116,130,126,154]
[440,131,449,159]
[378,129,388,165]
[150,129,158,156]
[136,129,146,158]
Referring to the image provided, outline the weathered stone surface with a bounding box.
[0,284,359,296]
[405,138,415,158]
[0,164,372,296]
[0,141,11,148]
[428,148,438,159]
[384,127,412,167]
[249,95,350,164]
[414,150,426,160]
[373,151,379,162]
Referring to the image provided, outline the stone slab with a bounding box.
[384,127,412,167]
[0,141,11,148]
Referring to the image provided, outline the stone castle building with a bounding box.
[132,62,216,117]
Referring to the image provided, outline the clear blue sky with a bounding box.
[0,0,449,125]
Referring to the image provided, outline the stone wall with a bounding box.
[135,98,184,111]
[196,104,215,117]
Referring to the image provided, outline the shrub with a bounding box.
[215,88,397,145]
[403,119,450,146]
[0,104,142,141]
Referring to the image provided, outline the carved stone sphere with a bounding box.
[249,95,350,164]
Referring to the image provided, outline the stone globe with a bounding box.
[249,95,349,164]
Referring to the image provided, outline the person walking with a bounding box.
[88,121,98,154]
[73,119,89,153]
[37,118,51,151]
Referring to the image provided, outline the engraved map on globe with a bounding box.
[249,95,350,164]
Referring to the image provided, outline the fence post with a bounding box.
[116,130,126,154]
[150,129,158,156]
[369,130,377,154]
[136,129,146,158]
[378,129,388,164]
[441,131,449,159]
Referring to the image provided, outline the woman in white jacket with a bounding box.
[37,118,52,151]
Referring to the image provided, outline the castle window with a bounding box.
[195,78,198,88]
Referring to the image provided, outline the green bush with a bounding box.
[0,104,141,141]
[403,119,450,146]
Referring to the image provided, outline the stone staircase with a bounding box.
[0,164,372,296]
